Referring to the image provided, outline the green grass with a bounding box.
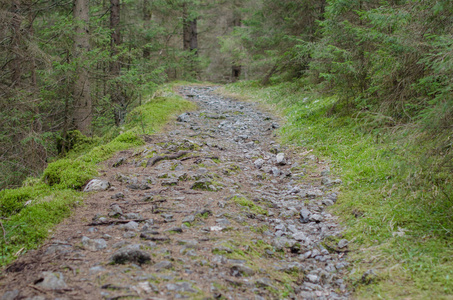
[0,83,196,267]
[222,81,453,299]
[233,196,268,216]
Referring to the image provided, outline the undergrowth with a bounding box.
[223,81,453,299]
[0,83,196,267]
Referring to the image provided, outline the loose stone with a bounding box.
[83,179,110,192]
[35,272,67,290]
[110,245,151,265]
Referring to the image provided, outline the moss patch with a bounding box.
[233,196,268,216]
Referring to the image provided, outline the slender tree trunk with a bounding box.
[231,12,241,82]
[319,0,326,21]
[10,0,22,87]
[261,64,278,86]
[26,7,37,87]
[110,0,124,126]
[73,0,92,135]
[110,0,121,76]
[182,3,197,54]
[182,2,198,77]
[143,0,151,59]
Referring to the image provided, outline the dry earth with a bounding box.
[1,86,351,300]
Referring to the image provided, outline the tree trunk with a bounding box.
[261,64,278,86]
[182,3,197,54]
[110,0,124,126]
[110,0,121,76]
[231,12,241,82]
[73,0,92,135]
[143,0,151,59]
[232,65,241,82]
[10,0,22,87]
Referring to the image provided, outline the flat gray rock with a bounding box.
[82,236,107,251]
[338,239,349,249]
[120,221,139,231]
[83,179,110,192]
[35,272,67,290]
[1,290,19,300]
[154,260,173,271]
[231,264,255,276]
[111,245,151,265]
[166,282,196,293]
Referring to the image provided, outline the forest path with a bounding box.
[1,86,350,300]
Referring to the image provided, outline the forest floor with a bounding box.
[0,86,351,300]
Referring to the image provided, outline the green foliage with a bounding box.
[0,189,80,265]
[43,159,98,189]
[0,184,48,218]
[125,95,197,135]
[233,196,268,215]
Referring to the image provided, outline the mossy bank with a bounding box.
[221,81,453,299]
[0,84,196,267]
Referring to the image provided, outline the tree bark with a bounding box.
[110,0,121,76]
[10,0,22,87]
[182,3,197,54]
[73,0,92,135]
[110,0,125,126]
[231,11,241,82]
[143,0,151,59]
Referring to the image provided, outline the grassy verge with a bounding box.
[221,81,453,299]
[0,83,196,267]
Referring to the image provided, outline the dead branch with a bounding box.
[87,219,147,226]
[131,199,167,205]
[180,155,219,162]
[146,150,189,167]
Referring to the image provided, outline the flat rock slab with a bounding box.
[83,179,110,192]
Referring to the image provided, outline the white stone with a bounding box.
[83,179,110,192]
[307,274,320,283]
[254,158,265,169]
[276,153,287,165]
[292,232,307,241]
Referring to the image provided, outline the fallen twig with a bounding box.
[180,155,219,162]
[87,219,147,226]
[182,190,203,195]
[28,284,49,294]
[131,199,167,205]
[146,151,189,167]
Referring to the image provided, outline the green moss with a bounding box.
[125,95,197,135]
[233,196,268,216]
[191,180,216,191]
[250,224,270,234]
[43,159,98,189]
[59,130,102,155]
[1,189,80,265]
[0,184,47,217]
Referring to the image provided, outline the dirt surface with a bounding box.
[1,86,350,300]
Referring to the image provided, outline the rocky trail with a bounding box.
[1,86,350,300]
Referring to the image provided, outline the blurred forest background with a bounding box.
[1,0,452,192]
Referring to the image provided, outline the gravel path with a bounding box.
[1,86,350,300]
